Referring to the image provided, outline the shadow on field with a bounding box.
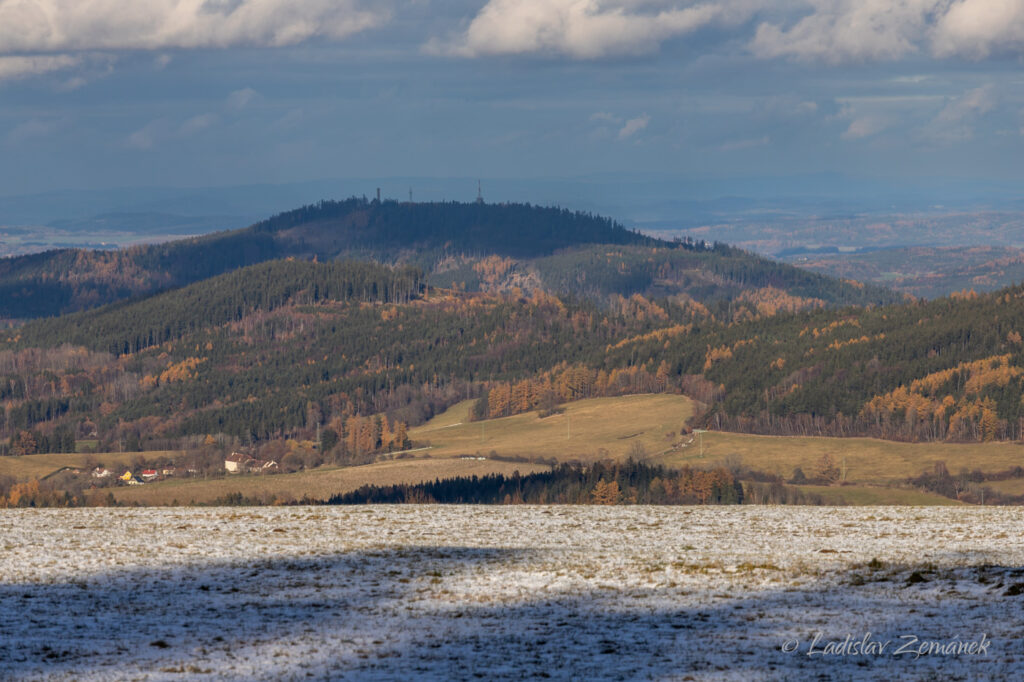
[1,548,1022,680]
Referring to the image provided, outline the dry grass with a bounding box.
[792,484,964,506]
[984,479,1024,496]
[11,394,1021,506]
[0,451,180,482]
[410,394,695,462]
[111,458,549,505]
[652,431,1024,485]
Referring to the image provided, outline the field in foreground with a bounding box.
[2,506,1023,680]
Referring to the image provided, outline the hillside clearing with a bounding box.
[653,431,1024,485]
[410,394,695,462]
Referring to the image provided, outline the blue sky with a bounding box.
[1,0,1023,198]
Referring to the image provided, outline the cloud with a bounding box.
[841,115,889,140]
[752,0,1024,63]
[227,87,258,110]
[5,117,61,144]
[437,0,1024,64]
[432,0,755,59]
[0,54,81,82]
[128,86,263,149]
[931,0,1024,59]
[127,120,166,150]
[832,99,897,140]
[0,1,386,53]
[618,114,649,139]
[750,0,937,63]
[922,84,997,142]
[179,113,220,136]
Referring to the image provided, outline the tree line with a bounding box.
[328,460,743,505]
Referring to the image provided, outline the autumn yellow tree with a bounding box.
[591,479,620,505]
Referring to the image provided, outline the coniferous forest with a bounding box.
[4,199,1024,498]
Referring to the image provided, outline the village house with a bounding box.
[224,452,253,473]
[224,452,278,474]
[141,469,158,481]
[120,471,143,485]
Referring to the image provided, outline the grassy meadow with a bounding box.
[110,458,549,506]
[0,450,180,482]
[6,394,1024,505]
[409,394,695,462]
[653,431,1024,486]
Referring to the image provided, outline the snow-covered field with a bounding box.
[2,506,1023,681]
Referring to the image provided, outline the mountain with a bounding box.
[3,253,1024,473]
[0,198,898,320]
[6,197,964,471]
[3,259,1020,455]
[0,199,644,319]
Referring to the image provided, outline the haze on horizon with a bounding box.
[1,0,1022,205]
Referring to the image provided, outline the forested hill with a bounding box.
[0,199,649,319]
[6,256,1024,457]
[251,198,650,258]
[11,259,423,356]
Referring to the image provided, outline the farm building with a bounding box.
[224,452,253,473]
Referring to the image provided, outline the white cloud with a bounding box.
[752,0,1024,63]
[922,84,997,142]
[0,1,385,53]
[832,100,895,140]
[0,54,81,82]
[432,0,755,59]
[127,120,165,150]
[227,87,258,110]
[750,0,937,63]
[618,113,649,139]
[841,115,889,140]
[129,86,263,148]
[436,0,1024,64]
[931,0,1024,59]
[57,76,89,91]
[179,113,219,136]
[5,117,61,144]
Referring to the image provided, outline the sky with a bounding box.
[1,0,1023,201]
